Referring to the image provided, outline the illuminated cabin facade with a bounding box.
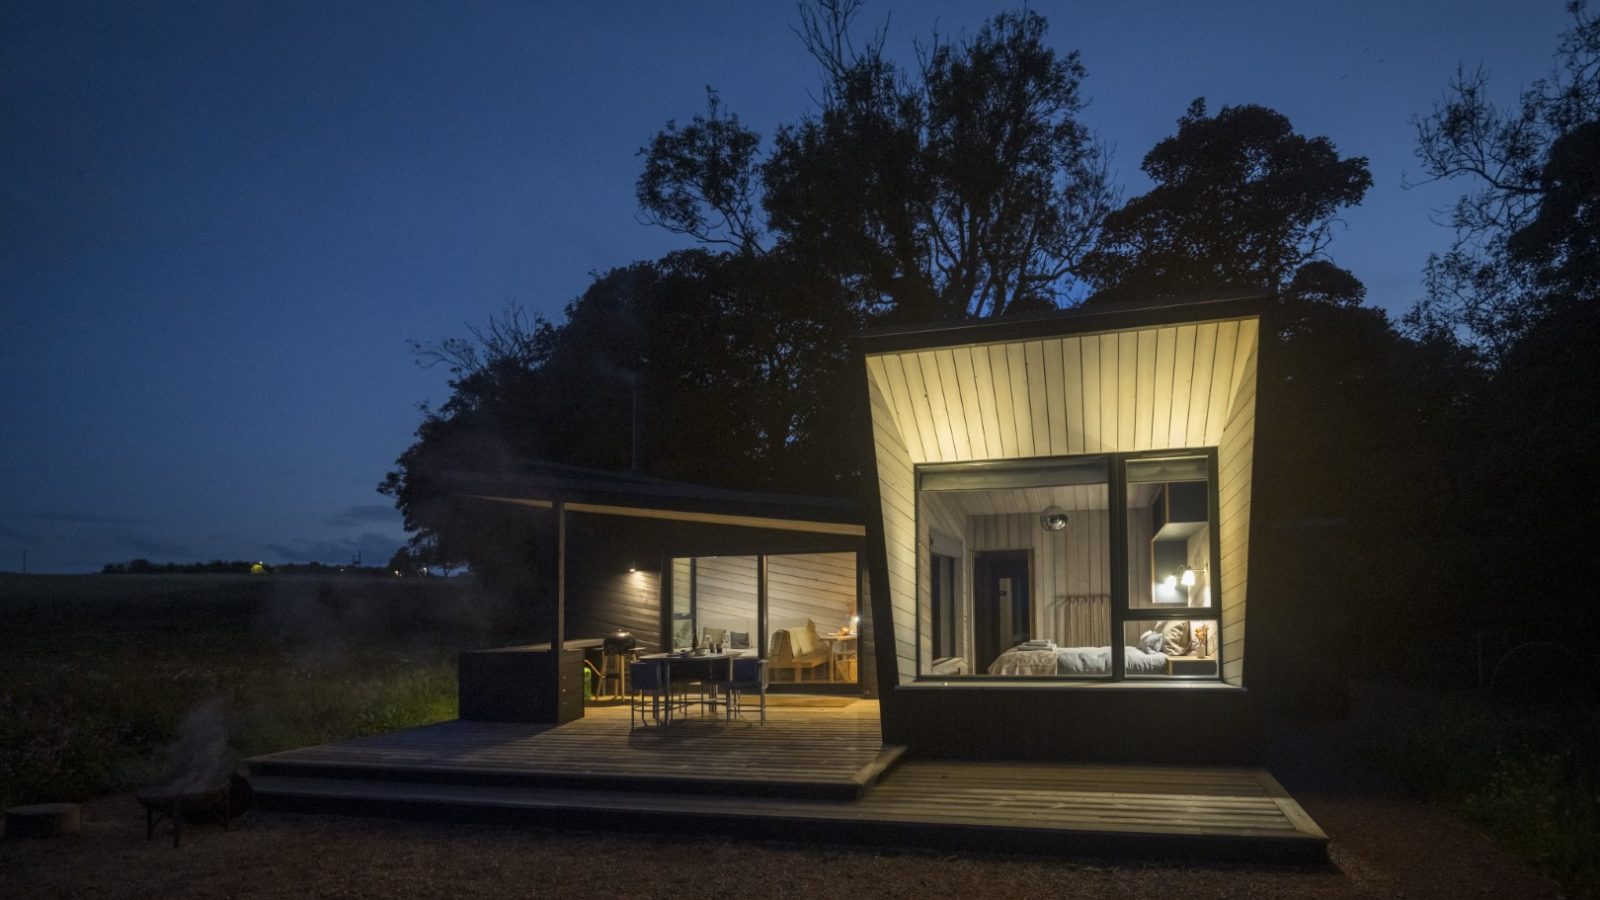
[858,296,1265,763]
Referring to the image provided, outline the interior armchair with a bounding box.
[766,622,831,682]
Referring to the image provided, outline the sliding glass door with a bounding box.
[668,551,860,685]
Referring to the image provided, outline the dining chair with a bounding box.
[722,657,768,724]
[629,660,675,728]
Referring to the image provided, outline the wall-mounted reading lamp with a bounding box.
[1158,566,1205,601]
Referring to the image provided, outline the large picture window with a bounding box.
[915,452,1221,681]
[670,551,861,685]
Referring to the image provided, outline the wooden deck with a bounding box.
[249,699,891,800]
[249,698,1327,862]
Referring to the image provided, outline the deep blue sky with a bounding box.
[1,1,1569,572]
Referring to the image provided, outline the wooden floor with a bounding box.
[249,698,1327,862]
[249,699,890,800]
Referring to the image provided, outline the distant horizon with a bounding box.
[2,1,1573,572]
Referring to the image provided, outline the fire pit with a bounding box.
[136,773,251,848]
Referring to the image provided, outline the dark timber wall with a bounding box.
[883,684,1263,765]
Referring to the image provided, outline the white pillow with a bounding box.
[790,625,814,656]
[1138,629,1164,654]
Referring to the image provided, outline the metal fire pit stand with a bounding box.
[135,774,251,848]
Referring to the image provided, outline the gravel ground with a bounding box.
[3,687,1566,900]
[1,782,1560,900]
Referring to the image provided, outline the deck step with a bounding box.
[249,743,904,802]
[249,765,1328,864]
[247,755,870,801]
[246,706,889,802]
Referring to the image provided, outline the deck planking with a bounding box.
[252,760,1326,862]
[248,698,1327,862]
[248,700,887,799]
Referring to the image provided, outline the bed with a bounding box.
[986,643,1169,675]
[985,620,1215,675]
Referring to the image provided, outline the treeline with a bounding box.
[383,3,1598,691]
[100,559,402,576]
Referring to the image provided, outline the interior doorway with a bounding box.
[973,549,1030,674]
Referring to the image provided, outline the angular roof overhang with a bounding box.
[447,462,866,538]
[856,292,1267,355]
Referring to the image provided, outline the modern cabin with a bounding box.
[858,295,1265,764]
[248,295,1333,860]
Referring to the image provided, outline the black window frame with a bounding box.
[911,448,1224,684]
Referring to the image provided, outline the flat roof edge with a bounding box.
[856,293,1266,354]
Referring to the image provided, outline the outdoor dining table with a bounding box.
[637,651,735,719]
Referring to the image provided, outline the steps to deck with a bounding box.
[245,702,1328,863]
[250,762,1327,864]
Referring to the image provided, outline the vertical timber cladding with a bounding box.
[864,316,1260,686]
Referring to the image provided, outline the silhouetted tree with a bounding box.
[381,253,868,565]
[638,2,1115,318]
[1080,99,1371,304]
[1407,0,1599,353]
[1395,3,1600,676]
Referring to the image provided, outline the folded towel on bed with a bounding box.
[1018,639,1055,651]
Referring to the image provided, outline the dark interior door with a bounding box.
[973,550,1030,673]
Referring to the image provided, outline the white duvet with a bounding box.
[987,644,1168,676]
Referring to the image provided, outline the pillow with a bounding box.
[1138,629,1164,654]
[1159,620,1191,656]
[728,631,750,650]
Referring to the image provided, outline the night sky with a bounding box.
[1,1,1567,573]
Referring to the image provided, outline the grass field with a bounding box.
[0,573,528,808]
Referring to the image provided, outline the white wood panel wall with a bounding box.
[866,316,1260,684]
[689,556,760,642]
[766,552,857,635]
[1216,340,1257,685]
[870,319,1253,466]
[968,511,1112,647]
[867,371,920,684]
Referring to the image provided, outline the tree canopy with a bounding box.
[1081,99,1371,305]
[1407,0,1599,352]
[1401,1,1600,642]
[638,2,1115,318]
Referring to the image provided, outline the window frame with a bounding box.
[912,448,1224,684]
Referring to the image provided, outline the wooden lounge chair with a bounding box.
[766,626,831,683]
